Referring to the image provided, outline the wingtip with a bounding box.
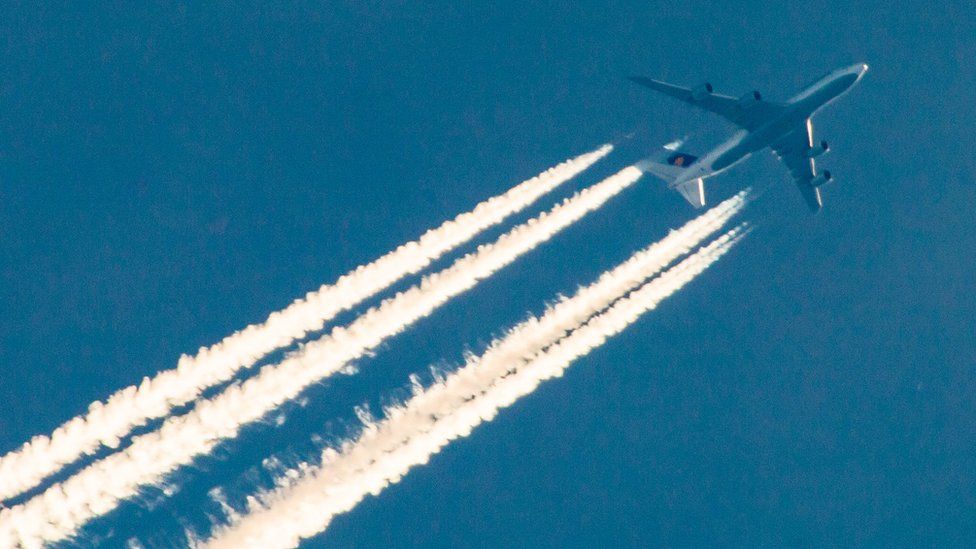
[808,197,824,214]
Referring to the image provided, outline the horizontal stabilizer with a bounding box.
[635,146,705,208]
[637,147,699,183]
[637,159,683,183]
[675,178,706,208]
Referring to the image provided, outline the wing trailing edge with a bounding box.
[629,75,787,131]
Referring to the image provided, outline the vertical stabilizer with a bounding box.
[637,147,706,208]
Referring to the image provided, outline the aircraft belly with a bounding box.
[712,137,763,172]
[714,111,805,172]
[795,76,856,116]
[629,63,866,212]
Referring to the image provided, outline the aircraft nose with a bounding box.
[853,62,869,76]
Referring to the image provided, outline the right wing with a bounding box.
[629,76,786,131]
[770,119,823,212]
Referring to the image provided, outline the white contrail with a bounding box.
[0,165,644,548]
[0,145,612,503]
[205,226,748,549]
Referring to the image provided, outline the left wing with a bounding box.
[629,76,786,131]
[771,119,825,212]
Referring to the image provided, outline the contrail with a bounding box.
[0,145,612,503]
[205,226,748,549]
[0,164,644,547]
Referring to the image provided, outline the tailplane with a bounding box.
[637,149,706,208]
[675,178,706,208]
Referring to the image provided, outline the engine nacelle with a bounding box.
[737,90,762,107]
[810,170,832,187]
[691,82,713,101]
[805,140,829,158]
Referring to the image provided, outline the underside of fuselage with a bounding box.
[631,62,867,211]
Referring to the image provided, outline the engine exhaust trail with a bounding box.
[205,226,748,549]
[0,145,612,503]
[0,164,644,547]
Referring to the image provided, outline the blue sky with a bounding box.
[1,1,974,546]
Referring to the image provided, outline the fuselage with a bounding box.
[674,63,868,185]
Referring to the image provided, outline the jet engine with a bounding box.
[691,82,713,101]
[811,170,832,187]
[805,140,830,158]
[737,90,762,107]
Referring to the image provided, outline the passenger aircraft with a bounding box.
[630,63,868,212]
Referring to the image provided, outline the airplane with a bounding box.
[629,63,868,212]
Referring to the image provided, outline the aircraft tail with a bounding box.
[674,178,705,208]
[637,150,706,208]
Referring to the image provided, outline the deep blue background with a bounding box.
[1,1,974,547]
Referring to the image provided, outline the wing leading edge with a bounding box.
[770,119,824,212]
[628,76,786,131]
